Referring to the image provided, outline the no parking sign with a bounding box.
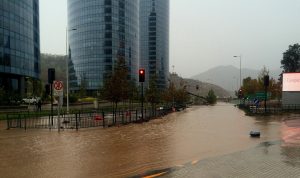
[53,81,63,92]
[53,81,63,96]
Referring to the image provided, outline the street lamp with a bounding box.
[233,55,242,90]
[66,27,77,114]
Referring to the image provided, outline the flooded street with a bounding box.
[0,103,299,178]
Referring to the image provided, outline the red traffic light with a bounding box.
[139,69,145,82]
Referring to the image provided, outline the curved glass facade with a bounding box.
[0,0,40,92]
[140,0,169,89]
[68,0,139,92]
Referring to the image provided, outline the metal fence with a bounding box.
[244,104,300,114]
[5,107,175,131]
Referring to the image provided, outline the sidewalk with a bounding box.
[139,141,300,178]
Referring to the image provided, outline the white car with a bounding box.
[22,97,40,105]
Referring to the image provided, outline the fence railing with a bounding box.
[5,106,176,131]
[243,104,300,114]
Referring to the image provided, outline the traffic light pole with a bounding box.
[264,86,267,113]
[139,68,145,121]
[51,83,53,128]
[264,75,269,113]
[141,83,144,121]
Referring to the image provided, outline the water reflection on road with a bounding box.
[0,103,299,178]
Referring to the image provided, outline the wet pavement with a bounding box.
[0,103,299,178]
[142,140,300,178]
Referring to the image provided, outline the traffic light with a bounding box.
[139,68,145,82]
[238,89,243,99]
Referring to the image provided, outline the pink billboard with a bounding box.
[283,73,300,92]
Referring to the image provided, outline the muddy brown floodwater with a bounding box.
[0,103,299,178]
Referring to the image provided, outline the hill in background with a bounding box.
[191,65,282,92]
[40,53,230,97]
[170,73,230,98]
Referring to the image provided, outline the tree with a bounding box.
[281,44,300,73]
[79,73,87,98]
[206,89,217,105]
[162,82,176,106]
[241,66,282,100]
[24,77,43,98]
[100,57,129,123]
[128,80,139,109]
[242,77,259,96]
[175,88,190,106]
[145,76,161,115]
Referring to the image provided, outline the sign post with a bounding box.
[53,81,64,132]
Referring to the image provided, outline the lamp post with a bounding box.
[66,28,77,114]
[233,55,242,90]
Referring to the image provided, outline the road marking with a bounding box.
[191,160,199,165]
[143,171,168,178]
[176,164,184,167]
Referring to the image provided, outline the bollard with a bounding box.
[75,113,78,131]
[6,114,10,130]
[48,115,51,130]
[122,110,124,124]
[24,115,27,131]
[18,114,21,128]
[102,112,105,128]
[135,109,138,121]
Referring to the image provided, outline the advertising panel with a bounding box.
[282,73,300,92]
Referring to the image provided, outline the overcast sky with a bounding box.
[40,0,300,78]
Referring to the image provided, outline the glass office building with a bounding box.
[67,0,139,92]
[140,0,169,89]
[0,0,40,94]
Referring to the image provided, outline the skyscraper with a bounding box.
[0,0,40,95]
[67,0,139,93]
[140,0,169,89]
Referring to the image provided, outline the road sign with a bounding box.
[245,92,271,100]
[53,81,63,97]
[53,81,63,92]
[255,92,271,100]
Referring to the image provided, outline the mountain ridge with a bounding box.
[191,65,282,92]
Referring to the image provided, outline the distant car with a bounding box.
[157,106,164,111]
[21,97,41,105]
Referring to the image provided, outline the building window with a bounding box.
[105,7,112,14]
[104,49,112,55]
[104,40,112,46]
[4,53,11,66]
[104,0,112,5]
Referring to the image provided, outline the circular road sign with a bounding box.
[53,81,63,91]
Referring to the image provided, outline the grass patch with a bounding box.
[78,97,96,103]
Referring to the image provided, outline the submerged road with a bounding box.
[0,103,299,178]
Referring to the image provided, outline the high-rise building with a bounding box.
[67,0,139,93]
[0,0,40,95]
[140,0,169,89]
